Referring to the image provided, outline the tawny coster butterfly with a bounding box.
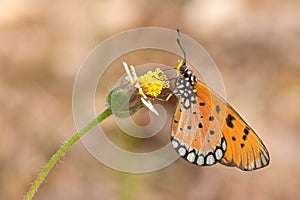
[170,30,270,171]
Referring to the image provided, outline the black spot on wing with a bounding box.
[216,105,221,114]
[198,123,203,128]
[226,114,236,128]
[198,122,203,128]
[209,116,214,121]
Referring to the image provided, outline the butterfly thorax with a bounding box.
[174,60,198,109]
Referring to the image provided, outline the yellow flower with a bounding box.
[122,62,169,116]
[137,68,169,98]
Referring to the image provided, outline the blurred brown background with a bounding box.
[1,0,300,199]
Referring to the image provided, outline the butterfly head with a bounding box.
[176,59,188,75]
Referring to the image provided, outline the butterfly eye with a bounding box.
[180,64,186,71]
[179,64,187,75]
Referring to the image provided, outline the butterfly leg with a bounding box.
[165,93,174,101]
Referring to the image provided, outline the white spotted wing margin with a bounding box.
[171,135,227,166]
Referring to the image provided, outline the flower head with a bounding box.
[106,62,169,118]
[137,68,169,98]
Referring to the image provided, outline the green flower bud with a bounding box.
[106,82,143,118]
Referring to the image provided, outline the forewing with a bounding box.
[193,81,270,171]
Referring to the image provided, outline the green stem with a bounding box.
[24,108,112,200]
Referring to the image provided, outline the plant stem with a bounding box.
[24,108,112,200]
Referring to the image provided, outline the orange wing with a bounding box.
[193,81,270,171]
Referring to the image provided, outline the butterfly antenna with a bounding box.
[176,29,186,63]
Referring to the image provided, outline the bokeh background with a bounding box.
[1,0,300,199]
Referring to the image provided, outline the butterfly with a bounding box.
[170,30,270,171]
